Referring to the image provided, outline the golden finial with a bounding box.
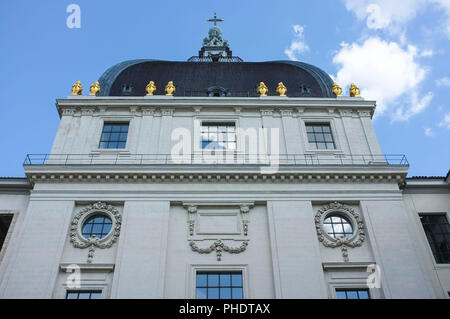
[89,81,101,96]
[349,83,361,97]
[71,81,83,95]
[332,82,343,97]
[276,82,287,96]
[257,82,269,96]
[146,81,157,95]
[165,81,176,96]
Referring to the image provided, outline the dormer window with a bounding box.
[207,86,230,97]
[122,83,133,95]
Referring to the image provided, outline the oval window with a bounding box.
[81,215,113,239]
[323,215,353,239]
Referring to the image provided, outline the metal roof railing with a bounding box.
[24,153,409,167]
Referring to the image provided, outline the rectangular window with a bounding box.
[196,272,243,299]
[420,214,450,264]
[201,122,236,151]
[0,214,13,253]
[306,123,336,150]
[66,290,102,299]
[335,289,370,299]
[99,123,129,149]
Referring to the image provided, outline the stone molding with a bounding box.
[315,202,365,262]
[26,171,407,187]
[70,202,122,263]
[183,201,253,261]
[189,240,248,261]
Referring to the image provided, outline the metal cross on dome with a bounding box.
[207,13,224,27]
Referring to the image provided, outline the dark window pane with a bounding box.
[336,291,347,299]
[336,289,370,299]
[197,274,207,287]
[220,274,231,286]
[346,291,358,299]
[66,290,102,299]
[231,274,242,286]
[208,274,219,286]
[208,288,219,299]
[196,272,243,300]
[99,123,129,149]
[82,215,112,239]
[420,214,450,263]
[358,290,369,299]
[306,124,335,149]
[196,288,207,299]
[220,288,231,299]
[231,288,243,299]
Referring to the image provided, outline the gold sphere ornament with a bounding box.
[257,82,269,96]
[89,81,101,96]
[165,81,176,96]
[349,83,361,97]
[276,82,287,96]
[71,81,83,95]
[332,82,343,97]
[146,81,157,95]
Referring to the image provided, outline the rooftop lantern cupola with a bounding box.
[187,13,243,62]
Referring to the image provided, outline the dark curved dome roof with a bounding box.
[98,59,334,98]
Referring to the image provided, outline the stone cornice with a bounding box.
[24,164,408,186]
[56,97,376,118]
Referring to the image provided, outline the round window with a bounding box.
[323,215,353,239]
[81,215,113,239]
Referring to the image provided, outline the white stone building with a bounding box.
[0,25,449,299]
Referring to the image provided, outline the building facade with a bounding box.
[0,25,449,299]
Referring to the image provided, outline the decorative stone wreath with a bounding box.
[314,202,365,262]
[70,202,122,263]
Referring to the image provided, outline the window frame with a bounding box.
[91,118,133,154]
[0,211,18,264]
[195,118,240,154]
[323,214,354,239]
[98,122,130,150]
[195,272,244,299]
[305,122,336,150]
[335,288,371,299]
[200,121,237,152]
[189,264,248,299]
[81,214,113,240]
[65,290,103,299]
[418,212,450,265]
[301,118,342,154]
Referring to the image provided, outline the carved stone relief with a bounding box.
[70,202,122,263]
[184,202,253,261]
[315,202,365,262]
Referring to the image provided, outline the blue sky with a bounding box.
[0,0,449,177]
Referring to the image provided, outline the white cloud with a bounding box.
[436,76,450,87]
[342,0,450,38]
[284,25,309,61]
[424,127,435,136]
[420,49,434,57]
[438,112,450,128]
[333,37,432,120]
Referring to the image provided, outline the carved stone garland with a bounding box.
[190,240,248,261]
[314,202,365,262]
[186,204,250,261]
[70,202,122,263]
